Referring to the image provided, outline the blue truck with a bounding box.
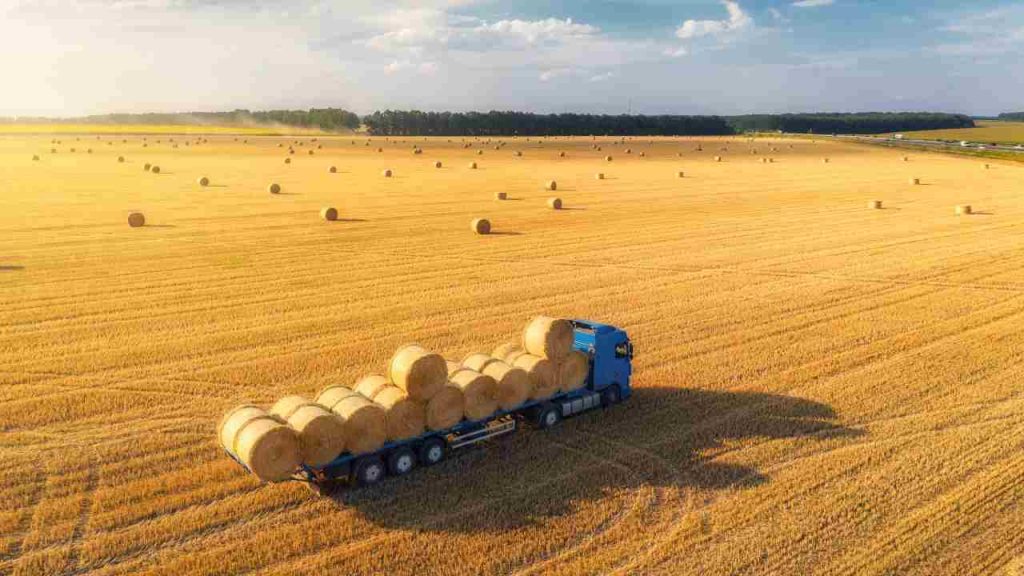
[234,319,634,490]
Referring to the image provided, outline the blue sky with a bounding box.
[1,0,1021,117]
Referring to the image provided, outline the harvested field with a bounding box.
[2,132,1024,576]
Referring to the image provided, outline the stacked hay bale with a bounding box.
[462,354,530,410]
[389,345,463,430]
[316,385,387,454]
[353,375,425,441]
[269,396,346,467]
[446,362,498,420]
[489,316,582,399]
[219,405,302,482]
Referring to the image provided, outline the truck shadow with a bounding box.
[325,387,863,533]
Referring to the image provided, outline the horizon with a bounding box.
[2,1,1022,118]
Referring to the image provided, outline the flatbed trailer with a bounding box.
[230,319,633,489]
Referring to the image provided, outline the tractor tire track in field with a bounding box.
[0,463,46,572]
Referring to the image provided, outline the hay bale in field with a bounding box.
[434,160,442,168]
[507,353,558,400]
[557,350,589,392]
[902,156,909,162]
[492,342,524,361]
[639,151,646,157]
[117,156,125,163]
[32,155,39,161]
[868,200,882,210]
[462,352,500,373]
[329,166,337,173]
[605,155,613,162]
[315,386,387,454]
[278,143,283,147]
[514,151,522,157]
[284,158,291,164]
[382,169,393,177]
[625,148,632,154]
[388,344,446,402]
[761,158,768,164]
[910,178,920,185]
[198,176,209,187]
[477,149,484,155]
[494,191,507,200]
[151,166,161,174]
[268,183,281,194]
[547,197,563,210]
[956,204,972,215]
[448,367,498,420]
[469,161,477,169]
[377,147,383,153]
[677,171,685,178]
[320,207,338,221]
[983,164,990,169]
[545,180,558,191]
[424,384,464,430]
[481,360,531,410]
[269,396,346,467]
[822,158,830,163]
[559,151,565,157]
[714,156,722,162]
[218,405,301,482]
[595,172,605,180]
[127,212,145,228]
[471,218,491,235]
[523,316,573,359]
[354,375,425,441]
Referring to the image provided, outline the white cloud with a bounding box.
[588,71,614,82]
[662,46,689,58]
[675,1,752,40]
[791,0,834,8]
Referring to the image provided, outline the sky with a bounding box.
[1,0,1022,117]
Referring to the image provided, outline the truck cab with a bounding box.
[570,319,633,403]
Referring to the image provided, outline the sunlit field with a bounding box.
[896,120,1024,145]
[3,132,1024,576]
[0,124,323,136]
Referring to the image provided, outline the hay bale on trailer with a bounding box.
[462,352,500,373]
[218,405,301,482]
[354,374,425,441]
[506,352,558,400]
[447,367,498,420]
[523,316,574,359]
[388,344,447,402]
[481,360,531,410]
[557,349,589,392]
[424,384,464,430]
[492,342,524,361]
[315,386,387,454]
[269,396,346,467]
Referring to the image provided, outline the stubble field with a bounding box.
[2,131,1023,575]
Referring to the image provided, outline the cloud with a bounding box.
[675,1,752,40]
[588,71,614,82]
[791,0,834,7]
[662,46,689,58]
[364,15,599,53]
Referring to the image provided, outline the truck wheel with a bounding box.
[536,404,561,429]
[419,437,446,466]
[353,456,385,487]
[601,385,621,407]
[388,447,416,476]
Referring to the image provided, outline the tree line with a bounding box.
[997,112,1024,121]
[1,108,974,135]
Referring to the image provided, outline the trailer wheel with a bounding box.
[419,437,446,466]
[601,384,621,407]
[536,403,561,429]
[388,447,416,476]
[353,456,385,487]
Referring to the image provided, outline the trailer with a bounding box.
[263,319,634,490]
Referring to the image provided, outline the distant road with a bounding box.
[824,133,1024,155]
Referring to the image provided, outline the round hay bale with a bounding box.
[354,375,425,441]
[151,166,160,174]
[127,212,146,228]
[605,155,613,162]
[557,350,589,392]
[269,396,346,467]
[956,204,972,215]
[382,169,392,177]
[424,385,464,430]
[388,345,446,402]
[639,151,646,157]
[329,166,337,173]
[761,158,768,164]
[547,197,563,210]
[902,156,909,162]
[546,180,557,191]
[509,353,558,400]
[595,173,604,180]
[910,178,920,185]
[477,149,484,155]
[278,143,283,147]
[320,207,338,221]
[514,151,522,157]
[117,156,125,163]
[983,164,990,169]
[559,151,565,157]
[469,161,477,169]
[198,176,209,187]
[492,341,523,361]
[523,316,573,359]
[434,160,442,168]
[868,200,882,210]
[494,191,507,200]
[268,183,281,195]
[219,405,301,482]
[143,163,151,171]
[284,158,291,164]
[625,148,632,154]
[714,156,722,162]
[315,385,387,454]
[462,352,500,373]
[822,158,830,163]
[449,368,497,420]
[31,155,39,161]
[471,218,491,235]
[481,360,531,410]
[677,171,685,178]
